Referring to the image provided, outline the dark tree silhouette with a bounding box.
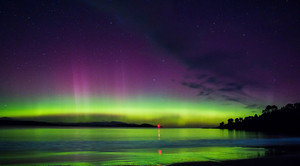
[262,105,278,115]
[219,122,225,128]
[218,102,300,135]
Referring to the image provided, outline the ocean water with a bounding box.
[1,128,300,166]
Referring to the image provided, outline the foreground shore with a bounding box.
[170,152,300,166]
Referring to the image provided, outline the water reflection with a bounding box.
[158,128,160,140]
[0,128,299,165]
[158,128,162,165]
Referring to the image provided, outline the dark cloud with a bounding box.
[219,82,244,92]
[205,77,220,85]
[182,81,214,96]
[182,77,249,104]
[197,89,214,96]
[196,74,208,80]
[245,104,264,110]
[181,82,202,89]
[222,95,242,103]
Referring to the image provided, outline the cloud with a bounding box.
[197,89,214,96]
[222,95,242,103]
[197,74,208,80]
[219,82,244,92]
[181,81,214,96]
[245,104,264,109]
[181,82,202,89]
[181,77,249,104]
[205,77,218,84]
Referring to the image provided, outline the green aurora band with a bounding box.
[0,96,256,127]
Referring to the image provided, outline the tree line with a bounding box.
[219,102,300,134]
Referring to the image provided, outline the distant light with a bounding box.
[157,124,160,128]
[158,149,162,155]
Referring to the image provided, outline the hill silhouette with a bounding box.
[219,102,300,134]
[0,117,156,128]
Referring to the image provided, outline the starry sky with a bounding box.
[1,0,300,127]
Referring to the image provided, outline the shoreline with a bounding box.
[169,153,300,166]
[169,145,300,166]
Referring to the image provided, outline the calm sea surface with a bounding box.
[1,128,300,165]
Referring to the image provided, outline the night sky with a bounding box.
[1,0,300,127]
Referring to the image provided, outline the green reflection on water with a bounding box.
[0,147,265,166]
[0,128,267,166]
[0,128,265,141]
